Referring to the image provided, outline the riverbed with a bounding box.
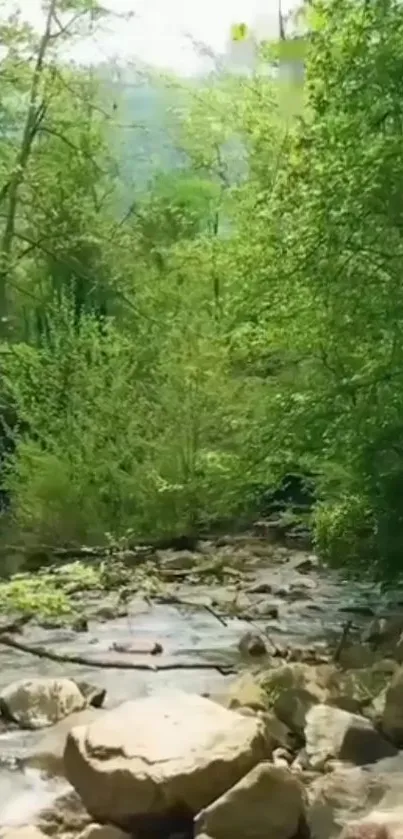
[0,540,397,828]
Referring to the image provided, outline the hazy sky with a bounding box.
[11,0,297,73]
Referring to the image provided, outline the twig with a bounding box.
[0,634,236,675]
[333,620,352,663]
[204,604,228,626]
[154,594,228,626]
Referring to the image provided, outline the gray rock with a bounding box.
[195,762,307,839]
[305,704,397,771]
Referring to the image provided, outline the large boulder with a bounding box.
[194,762,307,839]
[64,692,267,828]
[0,678,86,729]
[304,705,397,770]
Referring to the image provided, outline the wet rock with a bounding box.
[238,632,267,657]
[37,788,92,839]
[0,678,86,730]
[246,582,273,595]
[339,605,375,618]
[71,616,89,633]
[227,673,269,712]
[274,688,320,736]
[277,582,315,602]
[26,709,104,776]
[250,602,279,620]
[64,692,267,827]
[78,826,130,839]
[194,762,307,839]
[391,637,403,665]
[304,704,397,770]
[210,590,250,612]
[37,619,66,630]
[252,520,286,541]
[156,550,197,571]
[287,555,318,574]
[380,667,403,746]
[284,529,312,552]
[363,617,403,649]
[75,682,106,709]
[90,604,128,622]
[273,584,291,597]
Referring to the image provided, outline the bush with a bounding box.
[1,300,268,546]
[313,494,376,575]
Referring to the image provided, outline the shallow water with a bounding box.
[0,549,390,828]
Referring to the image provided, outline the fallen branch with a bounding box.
[204,603,228,627]
[0,634,236,675]
[333,620,352,663]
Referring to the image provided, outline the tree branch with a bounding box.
[0,633,236,674]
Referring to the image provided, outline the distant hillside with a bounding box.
[97,64,188,202]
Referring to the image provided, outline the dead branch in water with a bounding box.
[0,633,236,674]
[333,620,352,663]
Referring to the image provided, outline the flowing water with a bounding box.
[0,547,397,829]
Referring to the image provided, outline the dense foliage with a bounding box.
[1,0,402,579]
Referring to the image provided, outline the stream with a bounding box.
[0,543,400,829]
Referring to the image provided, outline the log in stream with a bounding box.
[0,633,236,675]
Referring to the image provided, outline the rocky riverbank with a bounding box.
[1,534,403,839]
[3,655,403,839]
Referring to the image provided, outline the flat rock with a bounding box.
[0,678,86,730]
[64,691,267,827]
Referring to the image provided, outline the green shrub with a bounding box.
[313,494,376,575]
